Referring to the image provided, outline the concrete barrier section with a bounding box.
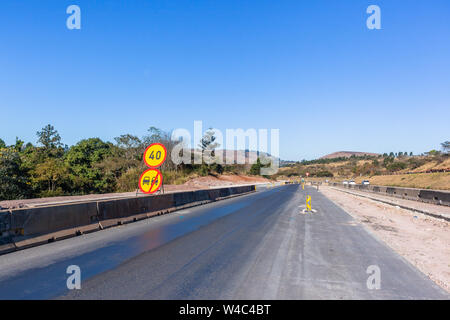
[0,211,11,239]
[9,202,98,238]
[97,193,174,221]
[331,183,449,206]
[173,191,196,207]
[1,185,256,253]
[418,190,450,206]
[193,190,210,202]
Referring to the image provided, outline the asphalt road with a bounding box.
[0,185,447,299]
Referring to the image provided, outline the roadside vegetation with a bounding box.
[0,125,268,201]
[275,142,450,190]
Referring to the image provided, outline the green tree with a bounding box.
[65,138,114,193]
[32,158,69,197]
[387,162,407,172]
[441,141,450,154]
[250,158,262,175]
[37,124,62,150]
[383,156,394,167]
[114,134,142,159]
[143,127,163,145]
[426,150,441,156]
[0,148,31,200]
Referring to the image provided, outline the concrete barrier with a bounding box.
[0,185,256,255]
[10,202,98,238]
[418,189,450,206]
[330,183,450,206]
[97,193,175,221]
[0,210,11,240]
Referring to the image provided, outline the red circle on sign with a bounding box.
[138,168,163,194]
[143,143,167,168]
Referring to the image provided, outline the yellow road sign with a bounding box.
[139,168,163,194]
[143,143,167,168]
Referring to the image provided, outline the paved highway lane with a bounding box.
[0,185,447,299]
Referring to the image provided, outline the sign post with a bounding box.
[138,143,167,194]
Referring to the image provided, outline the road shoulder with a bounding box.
[320,186,450,293]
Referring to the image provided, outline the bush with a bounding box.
[211,163,224,174]
[198,164,209,176]
[315,170,334,177]
[387,162,407,172]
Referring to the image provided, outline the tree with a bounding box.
[37,124,62,150]
[409,152,413,156]
[250,158,262,175]
[441,141,450,154]
[199,128,220,165]
[383,156,394,167]
[0,138,6,148]
[426,150,441,156]
[32,158,69,196]
[143,126,163,145]
[14,137,24,152]
[387,162,407,172]
[114,134,143,161]
[65,138,114,193]
[199,128,219,152]
[0,148,31,200]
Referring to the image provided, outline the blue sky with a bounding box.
[1,0,449,160]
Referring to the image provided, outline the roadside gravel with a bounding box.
[321,186,450,293]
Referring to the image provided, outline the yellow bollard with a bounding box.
[302,183,305,190]
[306,195,312,212]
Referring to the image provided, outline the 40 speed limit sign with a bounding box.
[139,143,167,194]
[143,143,167,168]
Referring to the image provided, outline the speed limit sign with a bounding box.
[143,143,167,168]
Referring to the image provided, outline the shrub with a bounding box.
[387,162,407,172]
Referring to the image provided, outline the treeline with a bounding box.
[0,125,251,201]
[299,155,380,166]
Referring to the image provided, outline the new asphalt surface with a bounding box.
[0,185,447,299]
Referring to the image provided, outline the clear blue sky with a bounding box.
[1,0,449,160]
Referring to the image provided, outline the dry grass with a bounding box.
[353,172,450,190]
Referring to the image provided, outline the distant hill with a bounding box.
[320,151,380,159]
[190,149,276,164]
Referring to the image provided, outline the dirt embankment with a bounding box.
[0,174,269,210]
[184,174,270,188]
[321,186,450,292]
